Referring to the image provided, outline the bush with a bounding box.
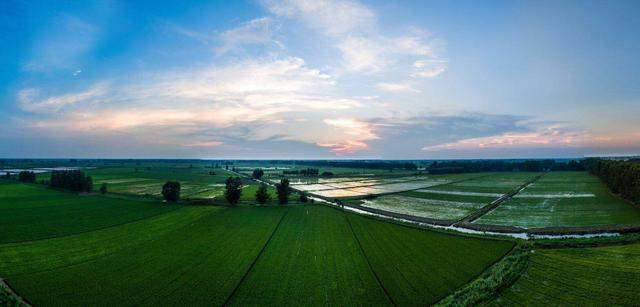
[162,181,181,202]
[99,183,108,194]
[255,183,270,204]
[18,171,36,183]
[299,192,309,203]
[252,168,264,180]
[224,177,243,205]
[50,170,93,192]
[276,178,290,205]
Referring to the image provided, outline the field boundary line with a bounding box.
[222,208,289,306]
[300,173,493,202]
[343,212,397,306]
[433,243,520,306]
[454,172,547,225]
[1,278,33,306]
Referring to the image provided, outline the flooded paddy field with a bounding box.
[474,172,640,228]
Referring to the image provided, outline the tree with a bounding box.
[50,170,93,192]
[320,171,334,177]
[276,178,290,205]
[99,183,108,194]
[18,171,36,183]
[224,177,243,205]
[252,168,264,180]
[299,191,309,203]
[162,181,181,202]
[255,183,270,204]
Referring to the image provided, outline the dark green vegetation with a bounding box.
[585,158,640,204]
[0,182,177,243]
[17,171,35,183]
[50,170,93,192]
[436,247,528,306]
[427,159,584,174]
[0,182,514,306]
[492,242,640,306]
[475,172,640,228]
[161,181,180,202]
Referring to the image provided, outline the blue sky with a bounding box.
[1,0,639,159]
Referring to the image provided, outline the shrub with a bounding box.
[162,181,181,202]
[252,168,264,180]
[224,177,243,205]
[18,171,36,183]
[99,183,108,194]
[255,183,270,204]
[276,178,290,205]
[299,192,309,203]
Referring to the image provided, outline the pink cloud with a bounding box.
[184,141,223,148]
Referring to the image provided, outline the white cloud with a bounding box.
[375,82,419,93]
[263,0,375,36]
[412,59,447,78]
[18,82,109,113]
[18,57,370,151]
[422,124,591,152]
[264,0,446,76]
[215,17,277,55]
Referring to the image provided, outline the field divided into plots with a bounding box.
[475,172,640,228]
[292,173,479,199]
[87,167,282,201]
[359,173,538,221]
[0,182,514,306]
[491,243,640,306]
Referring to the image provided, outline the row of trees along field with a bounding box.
[427,159,584,174]
[584,158,640,205]
[50,170,93,192]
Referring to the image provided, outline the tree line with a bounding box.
[427,159,584,174]
[584,158,640,205]
[50,170,93,192]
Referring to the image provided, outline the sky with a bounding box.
[1,0,639,159]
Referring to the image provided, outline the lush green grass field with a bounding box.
[475,172,640,228]
[0,182,178,243]
[2,206,286,306]
[0,184,514,306]
[228,205,391,306]
[491,243,640,306]
[348,212,514,305]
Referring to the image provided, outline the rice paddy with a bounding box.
[474,172,640,228]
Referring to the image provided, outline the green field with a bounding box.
[491,243,640,306]
[85,166,290,202]
[475,172,640,228]
[0,182,514,306]
[0,181,178,243]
